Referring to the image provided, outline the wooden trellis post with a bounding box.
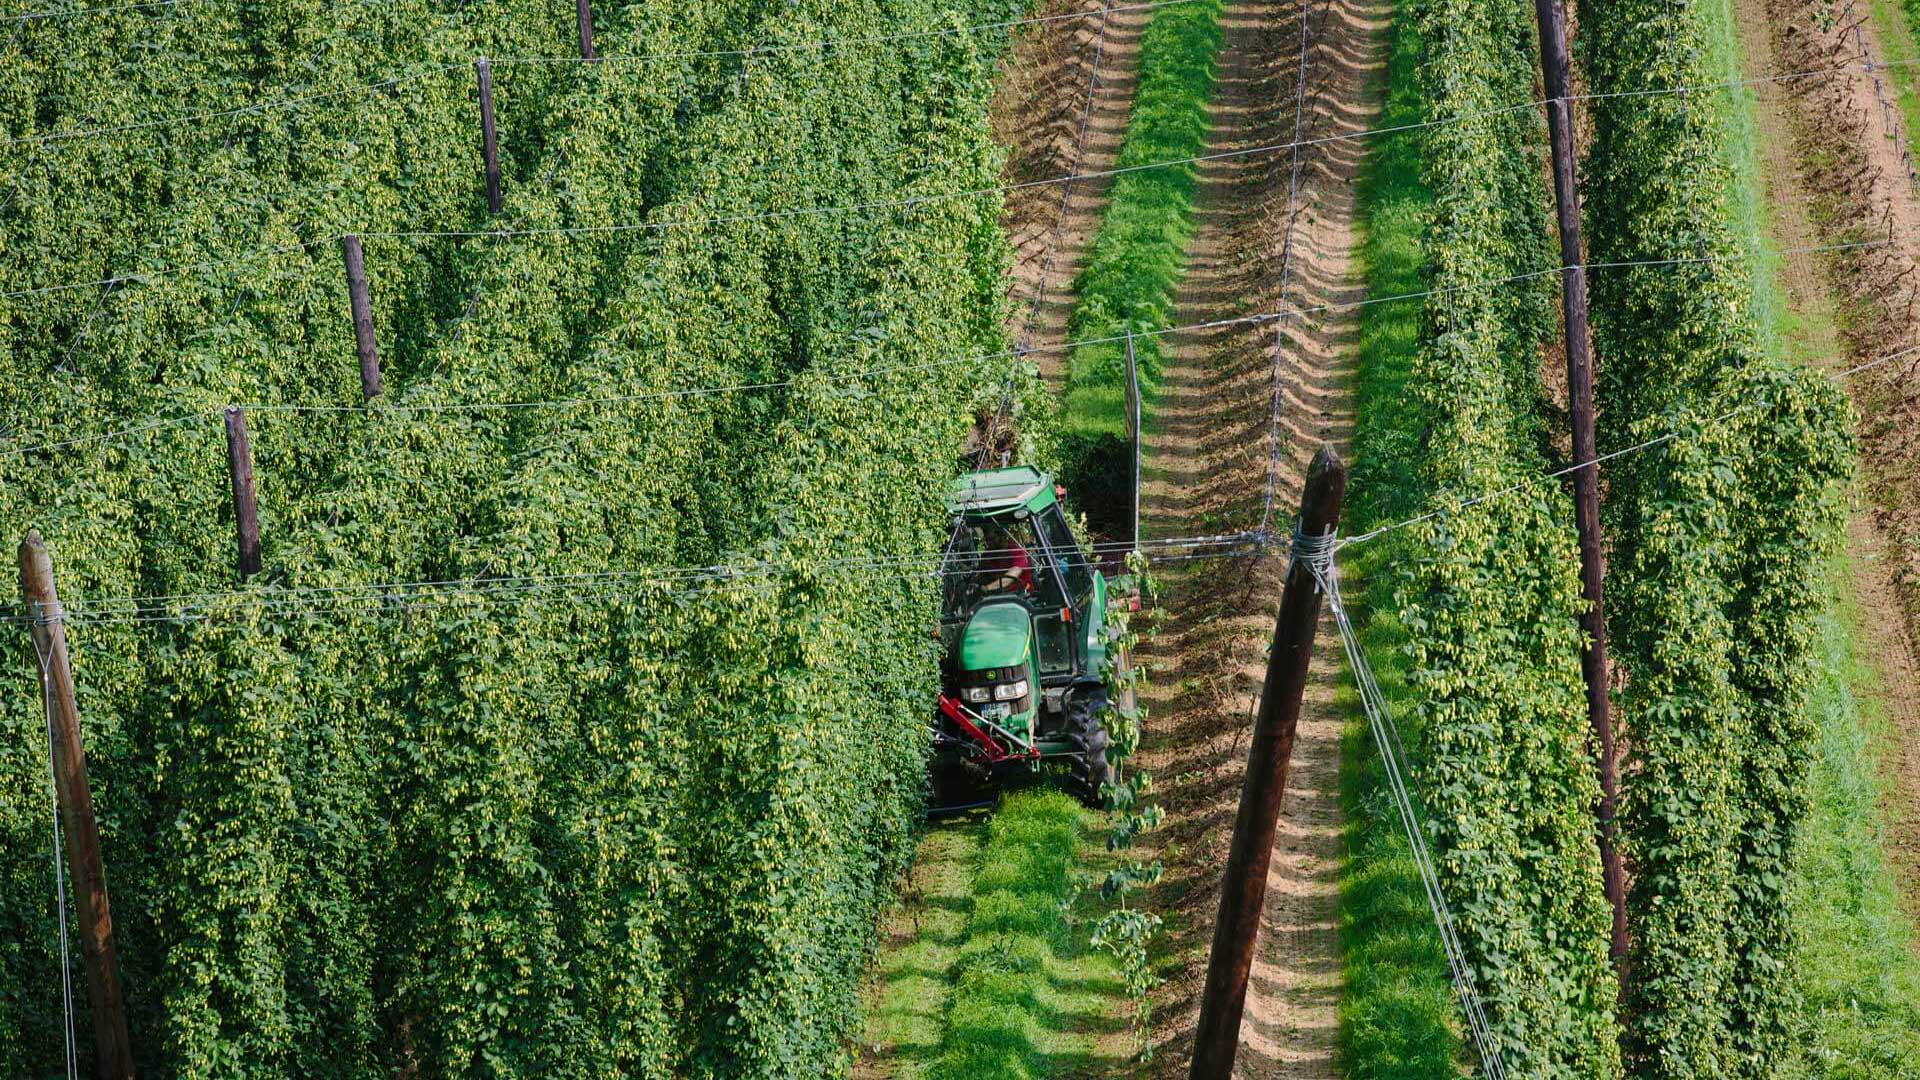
[576,0,596,61]
[18,532,136,1080]
[1533,0,1629,974]
[476,58,502,215]
[339,234,380,399]
[1190,447,1347,1079]
[224,408,261,580]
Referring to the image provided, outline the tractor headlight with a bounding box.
[963,686,993,704]
[994,680,1029,702]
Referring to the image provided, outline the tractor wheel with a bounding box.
[1064,685,1113,807]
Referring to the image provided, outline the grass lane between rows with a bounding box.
[1061,0,1225,443]
[1701,0,1920,1071]
[1334,0,1471,1072]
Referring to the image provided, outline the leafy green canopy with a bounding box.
[1360,0,1624,1074]
[0,0,1033,1075]
[1579,1,1855,1076]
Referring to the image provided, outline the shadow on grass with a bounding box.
[859,792,1137,1079]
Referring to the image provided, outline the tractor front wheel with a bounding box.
[1064,685,1113,807]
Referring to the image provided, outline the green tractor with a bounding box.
[930,466,1126,811]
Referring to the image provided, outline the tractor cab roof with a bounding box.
[949,466,1057,518]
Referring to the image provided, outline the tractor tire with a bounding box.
[1063,684,1113,807]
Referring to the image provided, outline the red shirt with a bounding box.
[981,542,1032,591]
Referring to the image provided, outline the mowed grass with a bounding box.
[1063,0,1225,438]
[1334,0,1471,1074]
[859,790,1128,1079]
[1876,0,1920,157]
[1794,565,1920,1077]
[861,824,985,1072]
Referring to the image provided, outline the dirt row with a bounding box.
[1750,0,1920,927]
[999,0,1153,374]
[1133,0,1386,1075]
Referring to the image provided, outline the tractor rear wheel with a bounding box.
[1064,685,1113,807]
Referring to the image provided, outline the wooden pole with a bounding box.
[1125,330,1142,551]
[18,533,135,1080]
[339,234,380,399]
[476,57,502,215]
[1189,446,1347,1080]
[1533,0,1629,975]
[575,0,596,61]
[224,407,261,580]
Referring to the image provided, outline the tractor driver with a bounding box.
[978,523,1034,593]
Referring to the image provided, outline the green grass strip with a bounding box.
[1334,0,1472,1074]
[1877,0,1920,154]
[1063,0,1225,439]
[1794,563,1920,1077]
[925,791,1086,1080]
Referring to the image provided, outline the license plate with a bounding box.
[981,703,1010,720]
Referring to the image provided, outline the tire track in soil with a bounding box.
[1132,0,1386,1074]
[1747,0,1920,931]
[1001,0,1155,380]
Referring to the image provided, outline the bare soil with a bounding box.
[1752,0,1920,931]
[998,0,1153,378]
[1131,0,1387,1074]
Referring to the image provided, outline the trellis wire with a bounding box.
[5,2,1198,149]
[6,236,1896,463]
[1294,530,1508,1080]
[12,53,1905,305]
[1258,0,1337,540]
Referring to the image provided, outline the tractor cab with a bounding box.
[932,467,1114,807]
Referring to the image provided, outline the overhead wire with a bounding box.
[959,0,1119,601]
[43,533,1258,613]
[1335,341,1920,552]
[3,0,201,22]
[485,0,1196,67]
[6,10,1913,627]
[7,48,1905,305]
[1293,530,1508,1078]
[1258,0,1337,541]
[13,532,1265,627]
[3,1,1196,150]
[6,235,1896,461]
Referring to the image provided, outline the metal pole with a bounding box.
[476,58,502,215]
[1189,445,1347,1079]
[339,234,380,399]
[1533,0,1629,975]
[224,407,261,580]
[576,0,596,61]
[18,533,135,1080]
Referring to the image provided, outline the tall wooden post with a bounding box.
[476,58,502,215]
[575,0,596,61]
[1125,330,1142,550]
[339,234,380,399]
[224,408,261,580]
[18,533,135,1080]
[1533,0,1629,974]
[1190,446,1347,1080]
